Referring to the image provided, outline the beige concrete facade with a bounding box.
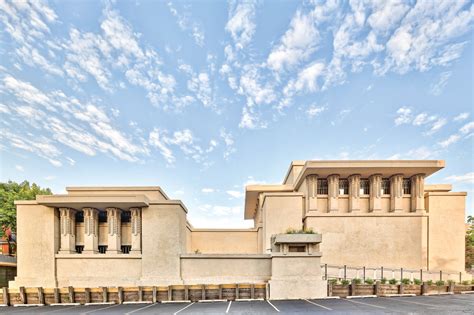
[11,160,468,299]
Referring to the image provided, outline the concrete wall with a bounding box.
[304,215,428,270]
[180,255,271,284]
[426,192,466,272]
[190,230,258,254]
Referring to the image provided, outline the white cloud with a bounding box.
[445,172,474,184]
[167,2,205,47]
[460,121,474,134]
[429,71,452,96]
[201,188,214,193]
[226,190,244,199]
[424,118,447,135]
[267,10,319,72]
[15,165,24,172]
[225,1,257,49]
[220,128,236,159]
[149,128,175,164]
[394,107,412,125]
[453,112,470,121]
[44,175,56,181]
[438,134,461,148]
[306,104,326,118]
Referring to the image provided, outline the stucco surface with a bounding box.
[190,230,258,254]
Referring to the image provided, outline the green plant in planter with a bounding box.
[471,279,474,285]
[285,227,315,234]
[341,279,350,286]
[447,280,455,285]
[426,280,433,286]
[413,279,422,285]
[388,278,398,285]
[381,277,387,284]
[401,278,411,285]
[462,280,470,285]
[364,278,374,285]
[435,280,445,286]
[194,249,201,254]
[353,278,362,285]
[329,279,338,285]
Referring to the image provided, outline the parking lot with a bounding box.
[0,294,472,314]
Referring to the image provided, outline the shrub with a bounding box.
[194,249,201,254]
[285,227,315,234]
[353,278,362,285]
[381,277,387,284]
[329,279,338,285]
[426,280,433,286]
[435,280,445,286]
[447,280,455,285]
[462,280,470,285]
[401,278,411,285]
[413,279,422,285]
[341,279,350,286]
[365,278,374,285]
[471,279,474,285]
[389,278,398,285]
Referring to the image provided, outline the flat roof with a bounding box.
[66,186,169,200]
[35,194,150,211]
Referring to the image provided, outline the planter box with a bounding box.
[157,287,169,302]
[377,284,399,296]
[453,285,474,293]
[221,284,236,301]
[354,284,374,296]
[331,285,350,298]
[273,234,322,244]
[403,284,422,295]
[425,285,449,294]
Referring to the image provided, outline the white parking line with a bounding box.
[345,299,386,309]
[266,300,280,312]
[427,296,474,304]
[304,299,332,311]
[81,303,121,314]
[125,303,157,315]
[41,305,80,314]
[173,302,195,315]
[225,301,232,313]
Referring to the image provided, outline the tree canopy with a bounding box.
[0,180,52,237]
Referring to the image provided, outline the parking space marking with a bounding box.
[173,302,194,315]
[41,305,80,314]
[81,304,121,314]
[125,303,157,315]
[304,299,332,311]
[225,301,232,313]
[345,299,386,309]
[436,296,474,303]
[386,297,438,308]
[266,300,280,312]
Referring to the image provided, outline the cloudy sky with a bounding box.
[0,0,473,227]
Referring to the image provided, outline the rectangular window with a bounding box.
[288,245,306,253]
[317,179,328,195]
[403,179,411,194]
[75,245,84,254]
[98,245,107,254]
[121,211,131,223]
[121,245,131,254]
[360,179,369,195]
[381,179,390,195]
[339,179,349,195]
[75,211,84,223]
[98,211,107,223]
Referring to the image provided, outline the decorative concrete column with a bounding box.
[306,175,318,212]
[348,174,360,212]
[390,174,403,212]
[130,207,142,254]
[369,174,382,212]
[106,207,122,253]
[59,207,76,253]
[327,174,339,212]
[83,207,99,254]
[410,174,425,212]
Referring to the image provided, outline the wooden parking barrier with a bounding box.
[221,284,237,301]
[38,287,44,305]
[218,285,223,300]
[2,287,9,305]
[68,286,75,303]
[251,284,255,299]
[152,286,157,303]
[157,286,168,302]
[118,287,123,304]
[53,288,60,304]
[84,288,91,304]
[101,287,107,303]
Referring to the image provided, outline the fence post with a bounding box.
[401,268,403,282]
[381,266,384,280]
[38,287,44,305]
[2,287,9,306]
[344,265,347,280]
[325,264,328,280]
[440,270,442,281]
[459,272,462,284]
[420,269,423,282]
[363,266,366,281]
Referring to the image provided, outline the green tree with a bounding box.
[466,215,474,270]
[0,180,52,236]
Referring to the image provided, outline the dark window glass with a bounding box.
[403,179,411,194]
[75,245,84,254]
[121,245,131,254]
[98,211,107,223]
[382,179,390,195]
[75,211,84,223]
[360,179,370,195]
[121,211,131,223]
[317,179,328,194]
[339,179,349,195]
[98,245,107,254]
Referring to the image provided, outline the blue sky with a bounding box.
[0,0,473,227]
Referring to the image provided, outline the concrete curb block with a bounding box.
[84,302,116,306]
[123,301,153,304]
[422,292,454,296]
[50,303,81,306]
[460,291,474,294]
[161,300,189,304]
[235,298,265,302]
[13,304,45,307]
[383,294,416,297]
[318,296,340,300]
[198,299,226,303]
[0,304,8,307]
[347,295,377,299]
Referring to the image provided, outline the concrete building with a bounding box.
[10,160,467,299]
